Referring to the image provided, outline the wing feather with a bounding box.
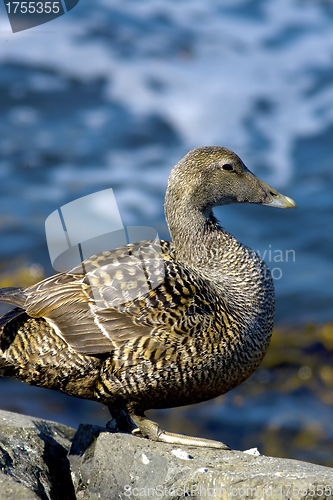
[16,241,216,359]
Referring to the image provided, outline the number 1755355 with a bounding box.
[5,2,60,14]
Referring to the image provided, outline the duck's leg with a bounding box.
[106,408,138,432]
[130,414,231,450]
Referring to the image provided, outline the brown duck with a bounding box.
[0,147,296,449]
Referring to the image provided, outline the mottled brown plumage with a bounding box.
[0,147,296,448]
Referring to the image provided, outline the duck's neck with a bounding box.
[165,198,231,268]
[165,198,275,326]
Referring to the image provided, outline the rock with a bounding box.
[0,472,40,500]
[0,410,76,500]
[0,410,332,500]
[68,424,333,500]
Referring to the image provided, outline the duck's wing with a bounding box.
[68,239,177,275]
[17,244,217,362]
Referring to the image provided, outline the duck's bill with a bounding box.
[259,179,297,209]
[267,193,297,209]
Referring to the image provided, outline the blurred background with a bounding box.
[0,0,332,466]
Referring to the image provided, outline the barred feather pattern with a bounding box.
[0,147,277,419]
[0,237,273,414]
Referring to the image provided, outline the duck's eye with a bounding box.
[222,164,233,171]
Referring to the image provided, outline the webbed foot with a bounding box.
[130,414,230,450]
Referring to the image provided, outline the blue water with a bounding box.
[0,0,332,461]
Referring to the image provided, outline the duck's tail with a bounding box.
[0,287,27,369]
[0,308,26,368]
[0,287,25,369]
[0,287,101,399]
[0,287,27,308]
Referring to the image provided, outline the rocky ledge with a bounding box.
[0,410,332,500]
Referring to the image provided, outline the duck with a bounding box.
[0,147,296,449]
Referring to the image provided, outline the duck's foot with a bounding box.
[130,414,230,450]
[106,409,138,433]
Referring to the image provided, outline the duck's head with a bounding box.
[166,146,296,213]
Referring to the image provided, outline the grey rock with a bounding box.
[0,410,332,500]
[0,410,76,500]
[0,471,40,500]
[68,424,333,500]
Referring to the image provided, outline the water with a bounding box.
[0,0,332,465]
